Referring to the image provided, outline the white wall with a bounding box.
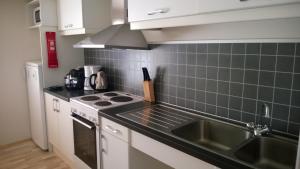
[0,0,40,145]
[39,27,85,88]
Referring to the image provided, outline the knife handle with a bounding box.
[142,67,151,81]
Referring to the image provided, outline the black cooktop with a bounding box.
[94,101,112,107]
[81,96,100,101]
[104,92,119,97]
[110,96,133,102]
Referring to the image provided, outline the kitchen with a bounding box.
[0,0,300,169]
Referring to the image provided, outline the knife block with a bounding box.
[143,81,155,103]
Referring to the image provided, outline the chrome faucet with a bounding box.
[247,103,271,136]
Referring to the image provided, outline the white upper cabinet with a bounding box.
[57,0,111,35]
[197,0,300,14]
[128,0,200,22]
[57,0,83,31]
[129,0,300,29]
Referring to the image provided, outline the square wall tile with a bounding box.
[245,54,260,69]
[277,43,295,56]
[289,107,300,123]
[259,71,275,87]
[260,55,276,71]
[276,56,294,72]
[275,72,292,89]
[246,43,260,54]
[242,113,255,123]
[219,54,231,67]
[206,104,217,114]
[272,104,290,121]
[218,68,230,81]
[261,43,277,55]
[231,69,244,83]
[220,43,231,54]
[231,55,245,68]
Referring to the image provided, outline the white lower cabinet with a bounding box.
[131,131,219,169]
[101,131,129,169]
[44,93,74,163]
[101,118,129,169]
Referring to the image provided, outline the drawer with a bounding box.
[101,118,129,142]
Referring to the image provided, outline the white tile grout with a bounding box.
[86,43,299,134]
[240,44,247,121]
[287,43,297,133]
[227,44,233,118]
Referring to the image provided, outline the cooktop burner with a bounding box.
[81,96,100,101]
[104,92,119,97]
[110,96,133,102]
[94,101,112,107]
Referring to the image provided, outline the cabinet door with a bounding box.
[128,0,199,22]
[101,131,129,169]
[197,0,300,14]
[58,99,74,162]
[44,93,59,147]
[57,0,83,30]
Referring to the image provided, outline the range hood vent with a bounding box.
[73,0,148,50]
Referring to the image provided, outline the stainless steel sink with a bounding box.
[171,120,251,152]
[235,137,297,169]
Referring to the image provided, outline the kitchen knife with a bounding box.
[142,67,151,81]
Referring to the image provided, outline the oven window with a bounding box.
[73,117,97,169]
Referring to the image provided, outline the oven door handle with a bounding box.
[70,115,94,130]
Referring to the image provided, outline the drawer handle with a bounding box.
[64,24,74,28]
[147,8,169,15]
[105,125,121,135]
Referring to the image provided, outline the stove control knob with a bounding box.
[82,113,86,117]
[71,108,77,113]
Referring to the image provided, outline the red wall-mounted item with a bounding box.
[46,32,58,68]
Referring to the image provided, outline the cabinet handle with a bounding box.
[105,125,121,135]
[147,8,169,15]
[101,134,107,153]
[64,24,74,28]
[56,99,60,113]
[70,115,94,130]
[53,98,57,112]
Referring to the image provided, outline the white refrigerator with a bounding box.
[26,61,48,150]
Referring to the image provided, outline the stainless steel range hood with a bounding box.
[73,0,148,49]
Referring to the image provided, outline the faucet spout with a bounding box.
[247,103,271,136]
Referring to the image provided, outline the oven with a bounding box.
[70,112,101,169]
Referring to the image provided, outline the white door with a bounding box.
[45,93,59,147]
[128,0,199,22]
[58,99,74,162]
[101,131,129,169]
[57,0,83,30]
[26,65,48,150]
[197,0,300,14]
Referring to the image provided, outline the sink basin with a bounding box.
[235,137,297,169]
[171,120,251,152]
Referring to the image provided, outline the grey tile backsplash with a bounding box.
[85,43,300,136]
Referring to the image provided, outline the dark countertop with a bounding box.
[44,86,101,102]
[99,102,298,169]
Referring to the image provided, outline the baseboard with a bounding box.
[0,139,32,149]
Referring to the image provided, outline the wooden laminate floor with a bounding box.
[0,140,71,169]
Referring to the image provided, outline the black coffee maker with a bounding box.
[64,67,85,90]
